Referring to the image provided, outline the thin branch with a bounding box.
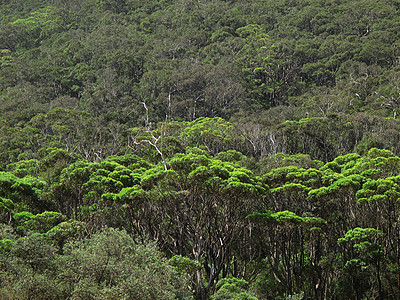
[128,102,168,170]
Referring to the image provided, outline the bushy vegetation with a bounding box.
[2,0,400,298]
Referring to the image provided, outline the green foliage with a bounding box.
[22,211,67,233]
[169,255,201,275]
[0,227,190,299]
[236,24,275,108]
[0,0,400,164]
[46,220,85,244]
[10,232,57,272]
[13,211,34,225]
[0,196,14,220]
[0,238,14,253]
[108,148,268,297]
[58,227,190,299]
[0,171,47,212]
[248,210,326,227]
[4,0,400,298]
[338,227,383,244]
[212,277,257,300]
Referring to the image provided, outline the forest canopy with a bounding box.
[2,0,400,299]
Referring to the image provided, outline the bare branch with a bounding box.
[129,101,168,170]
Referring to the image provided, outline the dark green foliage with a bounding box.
[57,227,190,299]
[4,0,400,298]
[1,0,400,161]
[0,227,190,299]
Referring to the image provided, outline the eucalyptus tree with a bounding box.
[113,147,268,298]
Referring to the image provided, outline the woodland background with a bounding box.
[2,0,400,299]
